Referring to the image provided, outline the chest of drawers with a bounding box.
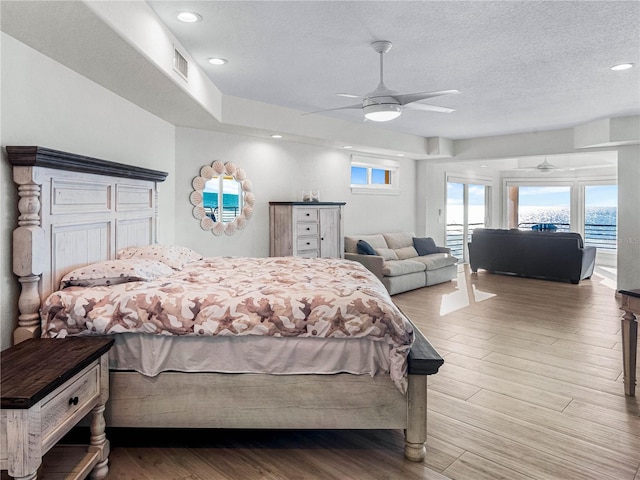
[269,202,345,258]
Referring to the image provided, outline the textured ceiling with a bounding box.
[147,1,640,140]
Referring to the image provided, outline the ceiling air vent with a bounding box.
[173,47,189,81]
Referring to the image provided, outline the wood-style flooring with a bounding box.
[70,266,640,479]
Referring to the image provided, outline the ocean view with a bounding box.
[446,205,617,254]
[518,206,617,228]
[446,205,617,228]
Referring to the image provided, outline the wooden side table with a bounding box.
[1,337,114,480]
[619,289,639,396]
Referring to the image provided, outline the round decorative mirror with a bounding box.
[190,160,255,235]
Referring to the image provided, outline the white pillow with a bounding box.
[60,259,174,289]
[116,244,203,270]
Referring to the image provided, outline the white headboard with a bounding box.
[7,146,168,344]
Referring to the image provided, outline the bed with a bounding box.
[6,146,444,462]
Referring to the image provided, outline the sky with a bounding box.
[447,183,617,207]
[518,185,617,207]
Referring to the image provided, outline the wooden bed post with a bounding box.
[400,310,444,462]
[404,373,427,461]
[12,166,45,344]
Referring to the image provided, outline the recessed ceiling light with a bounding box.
[271,134,282,139]
[611,63,634,71]
[343,145,353,149]
[208,58,228,66]
[177,11,202,23]
[480,164,488,168]
[397,153,405,157]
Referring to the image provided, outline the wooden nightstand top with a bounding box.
[1,337,114,409]
[620,289,640,299]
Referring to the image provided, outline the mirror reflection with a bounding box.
[190,161,254,236]
[203,176,243,223]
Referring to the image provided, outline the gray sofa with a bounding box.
[468,228,596,284]
[344,232,459,295]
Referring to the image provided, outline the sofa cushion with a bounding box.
[375,248,399,261]
[394,246,419,260]
[382,260,426,277]
[412,253,458,270]
[413,237,439,255]
[382,232,414,249]
[357,240,376,255]
[344,234,388,254]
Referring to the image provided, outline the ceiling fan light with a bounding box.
[363,104,401,122]
[611,63,633,71]
[177,11,202,23]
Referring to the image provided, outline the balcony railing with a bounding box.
[446,222,617,258]
[446,223,484,259]
[517,222,570,232]
[517,222,616,250]
[584,224,617,250]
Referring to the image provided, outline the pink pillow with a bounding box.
[116,244,203,270]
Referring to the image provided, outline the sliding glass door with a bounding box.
[446,181,488,262]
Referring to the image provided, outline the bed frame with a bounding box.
[7,146,444,462]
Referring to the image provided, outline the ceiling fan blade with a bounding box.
[395,89,460,106]
[301,103,363,116]
[403,103,455,113]
[336,93,362,99]
[570,164,614,170]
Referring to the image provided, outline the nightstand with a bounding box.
[1,337,114,480]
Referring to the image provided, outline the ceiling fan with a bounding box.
[304,40,460,122]
[531,158,558,173]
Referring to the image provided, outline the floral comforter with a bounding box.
[41,257,414,392]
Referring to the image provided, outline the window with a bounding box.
[515,185,571,231]
[504,179,617,253]
[350,156,399,194]
[584,184,617,250]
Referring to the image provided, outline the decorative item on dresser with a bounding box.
[6,147,443,463]
[1,337,114,480]
[269,202,346,258]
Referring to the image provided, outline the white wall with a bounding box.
[0,34,176,350]
[174,127,418,257]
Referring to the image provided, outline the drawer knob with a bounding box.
[306,242,310,245]
[69,396,79,406]
[306,213,310,216]
[306,227,310,231]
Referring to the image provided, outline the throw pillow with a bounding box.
[357,240,376,255]
[116,244,203,270]
[60,259,174,289]
[413,237,439,256]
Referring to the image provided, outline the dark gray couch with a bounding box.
[468,228,596,284]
